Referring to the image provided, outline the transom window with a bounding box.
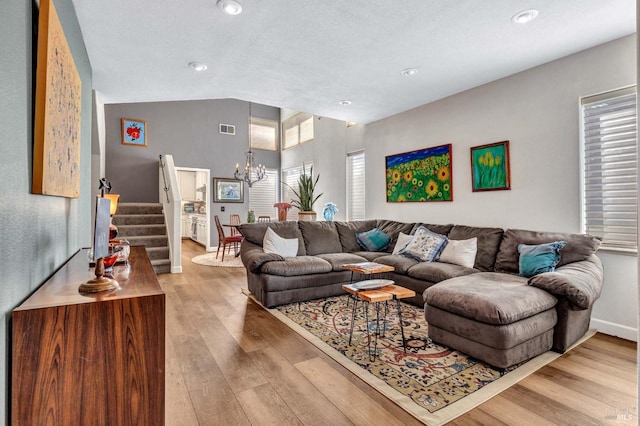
[250,117,278,151]
[282,112,314,149]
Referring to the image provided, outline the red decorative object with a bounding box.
[274,202,292,221]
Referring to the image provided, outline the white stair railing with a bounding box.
[159,154,182,273]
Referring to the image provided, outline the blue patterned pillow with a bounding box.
[518,241,567,278]
[355,228,391,252]
[398,226,447,262]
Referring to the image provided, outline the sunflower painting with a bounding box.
[470,141,511,191]
[385,144,453,202]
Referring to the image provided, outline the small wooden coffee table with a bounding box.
[342,262,395,280]
[342,282,416,361]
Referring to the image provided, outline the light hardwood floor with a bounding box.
[161,240,637,425]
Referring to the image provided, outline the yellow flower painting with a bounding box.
[471,141,511,191]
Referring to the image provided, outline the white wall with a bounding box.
[281,117,365,221]
[364,35,637,340]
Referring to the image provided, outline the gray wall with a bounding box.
[0,0,93,422]
[364,35,637,339]
[105,99,280,245]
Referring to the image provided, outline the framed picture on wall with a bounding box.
[385,144,453,202]
[213,177,244,203]
[121,118,147,146]
[470,141,511,191]
[32,0,82,198]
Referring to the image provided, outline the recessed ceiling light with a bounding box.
[188,62,208,71]
[339,100,352,106]
[401,68,419,77]
[511,9,539,24]
[217,0,242,15]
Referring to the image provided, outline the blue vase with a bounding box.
[323,209,334,221]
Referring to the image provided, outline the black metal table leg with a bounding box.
[348,295,358,346]
[396,298,407,353]
[365,301,372,358]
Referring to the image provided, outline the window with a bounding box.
[581,86,637,251]
[250,117,278,151]
[282,112,314,149]
[347,151,365,220]
[281,163,313,218]
[249,169,278,220]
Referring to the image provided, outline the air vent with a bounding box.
[219,123,236,135]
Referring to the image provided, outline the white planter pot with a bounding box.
[298,211,317,221]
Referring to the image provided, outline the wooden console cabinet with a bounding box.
[12,246,165,425]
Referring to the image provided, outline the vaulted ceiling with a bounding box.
[73,0,636,123]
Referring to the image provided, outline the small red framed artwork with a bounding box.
[121,118,148,147]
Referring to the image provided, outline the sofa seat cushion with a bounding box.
[316,253,369,272]
[424,272,557,325]
[352,251,388,261]
[495,228,601,274]
[425,305,557,350]
[407,261,477,283]
[375,254,419,274]
[298,221,343,255]
[260,271,353,294]
[261,256,332,276]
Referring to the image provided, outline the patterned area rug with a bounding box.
[271,295,569,425]
[191,251,244,268]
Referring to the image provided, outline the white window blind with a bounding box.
[250,118,278,151]
[281,163,313,219]
[347,151,365,220]
[282,112,314,149]
[249,169,278,220]
[582,86,637,251]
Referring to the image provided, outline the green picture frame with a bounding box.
[470,141,511,192]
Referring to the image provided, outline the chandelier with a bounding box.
[234,103,266,187]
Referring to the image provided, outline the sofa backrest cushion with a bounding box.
[495,229,601,274]
[448,225,504,272]
[335,220,378,252]
[376,220,415,253]
[355,228,392,251]
[411,223,454,237]
[237,221,306,256]
[298,221,343,255]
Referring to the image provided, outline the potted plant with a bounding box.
[287,164,323,221]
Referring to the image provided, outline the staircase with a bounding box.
[112,203,171,275]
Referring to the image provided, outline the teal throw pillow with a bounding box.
[355,228,391,252]
[398,226,448,262]
[518,241,567,278]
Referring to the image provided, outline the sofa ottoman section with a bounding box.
[424,273,558,368]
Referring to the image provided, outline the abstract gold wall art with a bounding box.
[32,0,82,198]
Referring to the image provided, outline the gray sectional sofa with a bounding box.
[238,219,603,368]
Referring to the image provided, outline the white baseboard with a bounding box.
[171,265,182,273]
[590,318,637,342]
